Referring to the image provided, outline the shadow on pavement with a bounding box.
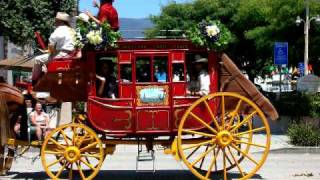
[7,170,263,180]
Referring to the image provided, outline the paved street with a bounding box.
[2,135,319,180]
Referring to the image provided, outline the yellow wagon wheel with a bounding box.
[212,113,253,173]
[41,123,104,180]
[177,92,270,180]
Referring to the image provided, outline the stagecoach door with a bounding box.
[133,53,171,133]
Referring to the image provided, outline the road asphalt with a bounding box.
[1,134,319,180]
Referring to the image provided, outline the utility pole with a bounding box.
[296,0,320,75]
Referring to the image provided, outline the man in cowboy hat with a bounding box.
[192,55,210,96]
[86,0,119,31]
[32,12,76,83]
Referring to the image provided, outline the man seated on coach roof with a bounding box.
[32,12,76,84]
[86,0,119,31]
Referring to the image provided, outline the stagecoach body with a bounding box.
[4,39,278,180]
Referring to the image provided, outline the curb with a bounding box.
[269,147,320,154]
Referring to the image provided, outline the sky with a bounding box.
[79,0,190,18]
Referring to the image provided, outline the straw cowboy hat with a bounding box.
[194,54,208,63]
[55,12,71,23]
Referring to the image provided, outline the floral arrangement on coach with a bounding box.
[74,13,121,50]
[186,19,233,51]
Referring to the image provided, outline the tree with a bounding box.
[146,0,320,81]
[0,0,75,46]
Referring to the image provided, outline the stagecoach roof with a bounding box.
[115,39,204,50]
[0,56,33,72]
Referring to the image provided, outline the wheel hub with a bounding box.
[216,130,233,148]
[64,146,81,163]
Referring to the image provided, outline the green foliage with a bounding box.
[0,0,75,46]
[185,19,234,51]
[100,22,121,48]
[75,17,121,50]
[147,0,320,80]
[287,123,320,146]
[304,93,320,118]
[270,92,320,118]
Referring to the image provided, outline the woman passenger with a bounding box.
[96,61,117,98]
[30,102,50,141]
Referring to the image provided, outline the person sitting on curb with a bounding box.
[30,102,50,141]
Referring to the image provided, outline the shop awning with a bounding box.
[0,56,34,72]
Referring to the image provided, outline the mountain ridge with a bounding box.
[119,18,154,39]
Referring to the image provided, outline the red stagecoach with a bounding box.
[5,39,277,180]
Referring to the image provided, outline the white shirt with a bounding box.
[30,111,48,125]
[49,25,75,52]
[198,70,210,96]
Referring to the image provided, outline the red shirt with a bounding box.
[98,3,119,31]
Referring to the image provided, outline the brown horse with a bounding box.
[0,82,27,175]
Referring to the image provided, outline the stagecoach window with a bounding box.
[120,64,132,82]
[172,63,185,82]
[153,56,168,82]
[95,55,118,98]
[136,57,151,82]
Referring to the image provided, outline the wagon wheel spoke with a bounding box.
[55,162,67,178]
[44,150,64,155]
[224,149,233,166]
[76,161,86,180]
[227,146,245,177]
[47,156,64,168]
[230,144,259,165]
[230,111,257,133]
[221,95,225,128]
[82,153,101,159]
[205,147,220,178]
[182,129,215,138]
[182,140,212,151]
[234,127,266,137]
[80,158,97,171]
[80,142,98,152]
[213,147,218,172]
[186,146,201,160]
[49,138,66,150]
[226,99,242,128]
[189,112,217,134]
[199,145,210,169]
[223,149,227,180]
[81,152,100,168]
[72,126,77,145]
[60,129,72,146]
[203,100,221,130]
[77,133,92,148]
[191,145,216,167]
[234,140,267,148]
[69,163,73,180]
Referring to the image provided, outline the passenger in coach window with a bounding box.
[96,61,117,98]
[186,55,210,96]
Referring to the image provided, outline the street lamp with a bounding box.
[295,0,320,75]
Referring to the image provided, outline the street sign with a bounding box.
[274,42,288,65]
[297,74,320,93]
[298,62,304,76]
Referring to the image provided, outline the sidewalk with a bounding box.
[269,134,292,150]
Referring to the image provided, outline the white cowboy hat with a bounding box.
[55,12,71,23]
[194,54,208,63]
